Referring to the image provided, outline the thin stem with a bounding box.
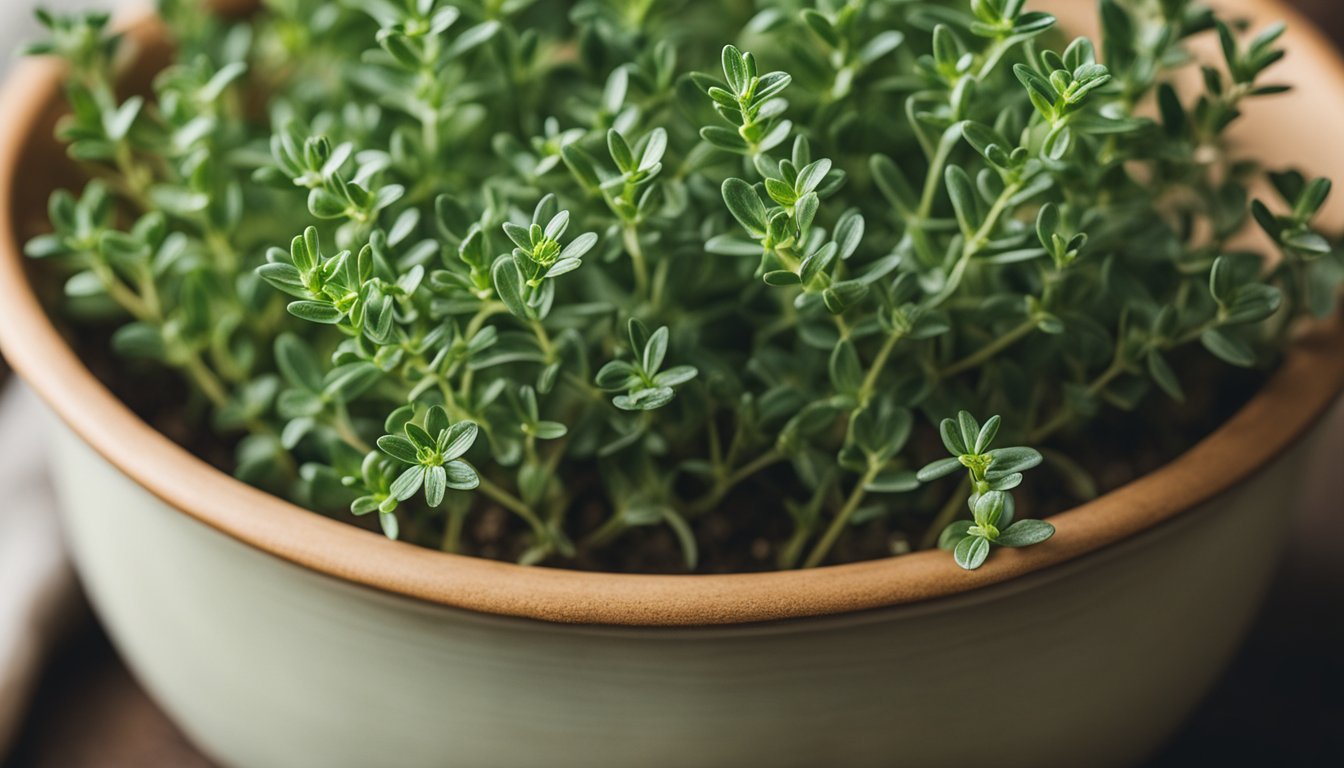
[622,224,650,300]
[832,312,851,339]
[529,319,556,363]
[1171,318,1217,347]
[975,38,1010,80]
[456,301,508,397]
[916,125,962,219]
[919,477,970,550]
[138,267,162,318]
[706,417,723,469]
[475,474,547,537]
[465,301,506,338]
[940,318,1036,378]
[441,504,466,554]
[94,267,152,319]
[803,462,881,568]
[182,354,231,408]
[1028,353,1129,443]
[930,181,1024,308]
[857,330,905,406]
[687,449,785,516]
[332,402,371,453]
[581,512,627,551]
[650,258,670,310]
[204,229,240,273]
[777,473,838,569]
[112,143,154,211]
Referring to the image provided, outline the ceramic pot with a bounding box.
[1,2,1342,767]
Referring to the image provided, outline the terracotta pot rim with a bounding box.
[1,0,1342,627]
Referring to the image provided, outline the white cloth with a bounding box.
[0,383,75,758]
[0,0,136,755]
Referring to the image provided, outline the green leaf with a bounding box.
[852,405,912,460]
[722,178,767,235]
[443,460,480,490]
[614,386,676,411]
[986,447,1042,475]
[974,415,1000,453]
[765,178,797,206]
[1200,328,1256,367]
[870,154,916,212]
[104,96,142,141]
[939,417,968,456]
[492,256,531,319]
[972,490,1006,528]
[275,334,324,392]
[956,411,980,454]
[323,362,381,401]
[63,271,103,298]
[996,519,1055,547]
[795,159,831,196]
[405,423,436,452]
[446,20,500,58]
[561,144,603,188]
[763,270,801,286]
[643,326,669,372]
[953,535,990,570]
[379,511,400,540]
[833,210,864,261]
[111,322,164,360]
[441,421,479,460]
[351,496,381,516]
[938,520,974,550]
[425,405,450,438]
[384,404,415,434]
[390,466,426,501]
[945,165,980,236]
[794,192,819,234]
[639,128,668,172]
[607,129,634,172]
[653,366,698,387]
[287,301,343,324]
[257,262,308,298]
[917,457,963,482]
[595,360,640,391]
[378,435,420,464]
[560,232,598,261]
[533,421,568,440]
[801,10,840,48]
[424,465,447,506]
[721,45,747,94]
[1208,253,1260,304]
[828,340,863,393]
[1283,231,1330,256]
[700,126,749,153]
[1147,351,1185,402]
[865,469,919,493]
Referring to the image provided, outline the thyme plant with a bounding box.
[24,0,1341,572]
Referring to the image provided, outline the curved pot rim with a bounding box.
[1,0,1342,627]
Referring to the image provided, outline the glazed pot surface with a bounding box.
[47,409,1320,768]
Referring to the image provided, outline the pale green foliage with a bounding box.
[24,0,1340,572]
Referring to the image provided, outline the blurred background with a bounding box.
[0,1,1341,766]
